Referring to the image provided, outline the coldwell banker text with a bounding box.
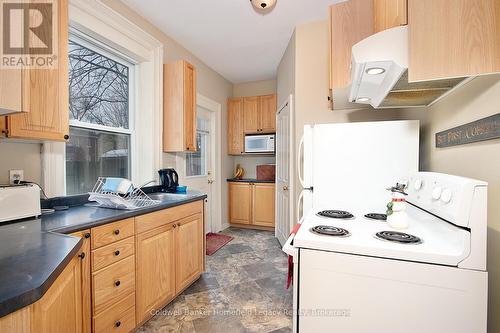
[1,0,58,69]
[436,113,500,148]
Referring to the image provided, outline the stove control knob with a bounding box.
[441,189,453,204]
[432,187,442,200]
[414,179,423,191]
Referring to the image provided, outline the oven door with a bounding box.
[245,135,275,153]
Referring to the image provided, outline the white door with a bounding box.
[275,95,294,245]
[181,107,215,233]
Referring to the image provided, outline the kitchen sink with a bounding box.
[147,192,189,201]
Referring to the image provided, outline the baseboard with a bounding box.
[229,223,275,232]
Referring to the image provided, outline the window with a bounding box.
[186,117,209,177]
[66,34,135,195]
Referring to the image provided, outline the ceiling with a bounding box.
[121,0,341,83]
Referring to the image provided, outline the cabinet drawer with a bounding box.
[92,236,135,272]
[92,218,135,249]
[135,200,203,234]
[93,293,135,333]
[93,255,135,315]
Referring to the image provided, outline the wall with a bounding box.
[0,142,42,184]
[233,79,276,97]
[420,73,500,333]
[277,31,296,107]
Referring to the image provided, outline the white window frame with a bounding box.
[42,0,163,197]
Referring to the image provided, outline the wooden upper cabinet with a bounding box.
[31,253,83,333]
[227,98,244,155]
[243,96,260,133]
[175,213,204,294]
[252,183,275,227]
[0,69,23,114]
[259,94,277,133]
[408,0,500,82]
[3,0,69,141]
[228,182,252,225]
[374,0,407,33]
[163,60,197,152]
[135,224,176,325]
[330,0,373,90]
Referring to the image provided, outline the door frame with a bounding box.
[196,93,222,234]
[275,94,295,245]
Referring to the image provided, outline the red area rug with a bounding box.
[206,232,233,256]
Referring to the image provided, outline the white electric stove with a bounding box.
[283,122,487,333]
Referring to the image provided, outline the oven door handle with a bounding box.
[282,232,298,259]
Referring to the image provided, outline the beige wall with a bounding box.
[277,31,296,107]
[233,79,276,97]
[0,142,42,184]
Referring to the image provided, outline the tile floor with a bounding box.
[138,227,293,333]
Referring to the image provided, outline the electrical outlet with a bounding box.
[9,170,24,185]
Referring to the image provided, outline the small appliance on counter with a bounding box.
[159,168,179,193]
[245,134,275,153]
[256,164,276,181]
[0,184,41,223]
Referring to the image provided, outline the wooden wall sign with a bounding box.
[436,113,500,148]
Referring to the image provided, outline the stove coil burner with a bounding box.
[375,231,422,244]
[311,225,351,237]
[364,213,387,221]
[317,210,354,219]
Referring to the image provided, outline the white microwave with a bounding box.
[245,134,275,153]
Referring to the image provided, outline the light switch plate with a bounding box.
[9,169,24,184]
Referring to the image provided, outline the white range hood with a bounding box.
[349,26,469,108]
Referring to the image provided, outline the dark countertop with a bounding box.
[226,178,275,183]
[0,191,206,318]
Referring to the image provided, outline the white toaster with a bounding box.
[0,184,41,223]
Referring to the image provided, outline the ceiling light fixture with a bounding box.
[357,97,371,102]
[365,67,386,75]
[250,0,277,12]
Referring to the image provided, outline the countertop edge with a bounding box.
[0,237,83,318]
[50,195,208,234]
[226,178,275,183]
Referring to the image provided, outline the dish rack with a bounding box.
[88,177,160,210]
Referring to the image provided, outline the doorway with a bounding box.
[275,95,295,245]
[179,95,222,234]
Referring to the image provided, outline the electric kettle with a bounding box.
[158,168,179,193]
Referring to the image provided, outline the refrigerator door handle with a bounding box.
[297,135,305,187]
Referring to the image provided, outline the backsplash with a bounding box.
[232,155,275,179]
[0,141,42,185]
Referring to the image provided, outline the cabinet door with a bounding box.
[408,0,500,82]
[259,94,276,133]
[175,213,204,294]
[252,183,275,227]
[135,224,175,324]
[330,0,373,89]
[229,182,252,225]
[31,254,82,333]
[183,62,197,152]
[243,96,260,133]
[71,230,92,333]
[7,0,69,141]
[227,98,244,155]
[374,0,407,33]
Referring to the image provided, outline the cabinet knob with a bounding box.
[84,232,91,239]
[173,224,177,228]
[78,252,85,259]
[114,229,120,235]
[114,280,121,287]
[64,134,69,140]
[114,250,120,256]
[115,321,121,327]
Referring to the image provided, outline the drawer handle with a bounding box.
[84,232,91,239]
[78,252,85,259]
[114,229,120,235]
[114,250,120,256]
[115,321,121,327]
[114,280,121,287]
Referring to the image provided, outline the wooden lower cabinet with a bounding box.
[31,253,83,333]
[253,183,276,227]
[71,230,92,333]
[175,213,204,294]
[93,293,135,333]
[229,182,275,229]
[135,224,176,324]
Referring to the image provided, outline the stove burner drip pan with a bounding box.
[311,225,351,237]
[317,210,354,219]
[375,231,422,244]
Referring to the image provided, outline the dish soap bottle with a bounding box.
[386,183,409,230]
